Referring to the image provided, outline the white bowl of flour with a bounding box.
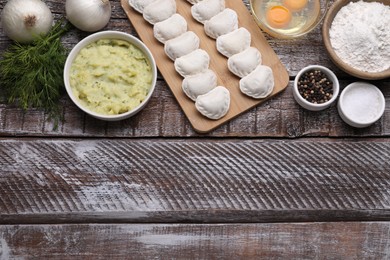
[322,0,390,80]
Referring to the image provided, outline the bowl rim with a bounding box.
[293,65,340,109]
[64,30,157,121]
[250,0,330,39]
[322,0,390,80]
[338,82,385,127]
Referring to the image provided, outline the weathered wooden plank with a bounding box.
[0,80,389,137]
[0,222,389,259]
[0,139,389,223]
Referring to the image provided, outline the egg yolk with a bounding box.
[266,5,291,28]
[283,0,308,11]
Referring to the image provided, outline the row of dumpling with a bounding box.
[128,0,230,120]
[188,0,275,99]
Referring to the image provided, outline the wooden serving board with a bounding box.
[121,0,289,133]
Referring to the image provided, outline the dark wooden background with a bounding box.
[0,0,389,259]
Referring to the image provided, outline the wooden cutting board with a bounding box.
[121,0,289,133]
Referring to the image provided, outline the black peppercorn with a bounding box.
[297,69,333,104]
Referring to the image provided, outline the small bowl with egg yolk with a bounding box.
[250,0,330,39]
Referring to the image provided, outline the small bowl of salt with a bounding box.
[338,82,385,128]
[322,0,390,80]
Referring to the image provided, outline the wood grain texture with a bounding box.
[121,0,289,133]
[1,222,390,259]
[0,80,389,137]
[0,139,389,223]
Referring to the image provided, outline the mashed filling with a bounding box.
[70,39,153,115]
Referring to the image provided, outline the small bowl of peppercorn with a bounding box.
[293,65,340,111]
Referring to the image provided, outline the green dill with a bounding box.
[0,19,71,128]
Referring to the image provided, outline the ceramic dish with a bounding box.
[293,65,340,111]
[64,31,157,121]
[322,0,390,80]
[338,82,385,128]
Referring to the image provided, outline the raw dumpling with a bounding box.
[195,86,230,120]
[154,14,187,44]
[204,8,238,39]
[182,69,217,101]
[240,65,274,99]
[174,49,210,77]
[128,0,156,13]
[228,47,262,78]
[191,0,225,24]
[143,0,176,25]
[164,31,200,61]
[216,28,251,58]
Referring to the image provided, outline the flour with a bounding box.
[329,1,390,73]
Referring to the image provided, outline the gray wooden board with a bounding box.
[0,139,389,223]
[1,1,390,258]
[0,223,390,259]
[0,0,389,256]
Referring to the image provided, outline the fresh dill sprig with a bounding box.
[0,19,71,128]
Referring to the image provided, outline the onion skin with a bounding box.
[1,0,53,43]
[66,0,112,32]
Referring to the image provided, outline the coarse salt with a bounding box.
[339,82,384,125]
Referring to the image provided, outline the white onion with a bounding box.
[66,0,112,32]
[1,0,53,43]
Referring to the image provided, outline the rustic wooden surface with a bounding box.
[1,138,390,224]
[1,222,390,259]
[0,0,389,258]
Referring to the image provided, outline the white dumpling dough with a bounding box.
[153,14,187,44]
[128,0,156,13]
[143,0,176,25]
[216,27,251,58]
[204,8,238,39]
[195,86,230,120]
[182,69,217,101]
[239,65,274,99]
[228,47,262,78]
[174,49,210,77]
[191,0,225,24]
[164,31,200,61]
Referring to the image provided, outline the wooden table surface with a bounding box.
[0,0,389,259]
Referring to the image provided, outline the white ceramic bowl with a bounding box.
[293,65,340,111]
[338,82,385,128]
[64,31,157,121]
